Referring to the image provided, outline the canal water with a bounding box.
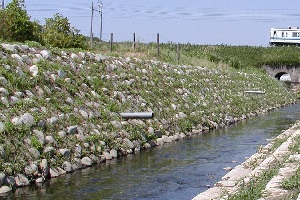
[5,104,300,200]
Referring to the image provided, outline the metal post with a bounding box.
[133,33,136,51]
[110,33,113,52]
[157,33,160,57]
[177,43,180,65]
[90,2,94,48]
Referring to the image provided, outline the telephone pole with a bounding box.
[90,2,94,47]
[2,0,4,9]
[90,1,103,47]
[98,0,103,41]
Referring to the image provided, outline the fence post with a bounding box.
[176,43,180,65]
[110,33,113,52]
[133,33,136,51]
[157,33,160,57]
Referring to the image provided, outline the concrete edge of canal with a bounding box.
[192,120,300,200]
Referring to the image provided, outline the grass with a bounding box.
[0,41,297,175]
[281,135,300,196]
[228,165,280,200]
[91,41,300,69]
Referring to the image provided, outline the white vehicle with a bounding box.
[270,27,300,46]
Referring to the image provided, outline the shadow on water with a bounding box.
[3,104,300,200]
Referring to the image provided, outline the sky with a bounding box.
[4,0,300,46]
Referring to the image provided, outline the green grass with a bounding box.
[228,165,280,200]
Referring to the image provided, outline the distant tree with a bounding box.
[0,0,40,42]
[42,13,86,48]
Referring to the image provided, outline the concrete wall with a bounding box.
[264,65,300,83]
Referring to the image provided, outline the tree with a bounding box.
[0,0,40,42]
[42,13,86,48]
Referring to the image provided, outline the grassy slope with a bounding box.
[0,43,296,175]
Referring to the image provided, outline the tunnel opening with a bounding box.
[275,72,291,82]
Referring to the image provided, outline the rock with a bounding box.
[24,164,38,177]
[49,168,59,178]
[0,173,6,187]
[33,54,44,63]
[14,174,30,186]
[0,146,6,159]
[19,113,34,126]
[25,90,34,97]
[58,131,66,138]
[81,157,92,166]
[0,77,8,86]
[162,135,173,143]
[111,120,122,129]
[59,149,70,158]
[177,112,187,119]
[10,96,19,104]
[73,144,82,158]
[65,97,73,104]
[72,158,83,170]
[39,159,49,178]
[4,176,15,187]
[103,152,112,160]
[16,67,25,76]
[40,50,51,59]
[29,65,38,76]
[33,130,45,145]
[62,161,73,172]
[56,167,66,175]
[35,177,45,183]
[28,148,40,159]
[0,186,11,194]
[11,54,23,63]
[110,149,118,158]
[1,97,9,107]
[0,88,8,96]
[123,138,135,149]
[70,53,78,60]
[57,69,66,78]
[43,146,55,154]
[45,135,55,144]
[156,138,164,146]
[0,122,5,133]
[21,44,29,50]
[79,110,88,119]
[148,127,155,135]
[1,43,16,52]
[67,126,77,135]
[95,54,105,62]
[128,119,146,127]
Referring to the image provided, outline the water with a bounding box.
[4,104,300,200]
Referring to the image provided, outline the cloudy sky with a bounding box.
[6,0,300,46]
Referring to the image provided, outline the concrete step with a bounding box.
[192,122,300,200]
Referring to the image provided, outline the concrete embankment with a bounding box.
[193,120,300,200]
[0,43,296,194]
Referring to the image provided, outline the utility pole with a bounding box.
[2,0,4,9]
[98,0,103,41]
[90,2,94,48]
[90,1,103,47]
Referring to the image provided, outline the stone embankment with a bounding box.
[0,43,296,195]
[193,121,300,200]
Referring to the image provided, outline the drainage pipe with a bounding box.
[244,90,265,94]
[119,112,154,119]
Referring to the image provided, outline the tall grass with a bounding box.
[91,41,300,69]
